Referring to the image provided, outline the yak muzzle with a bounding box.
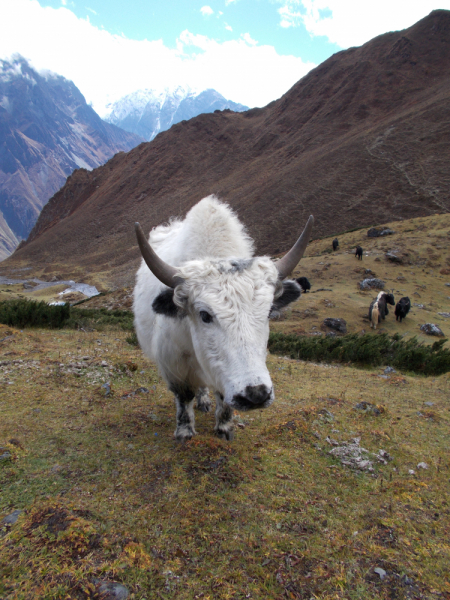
[231,384,273,411]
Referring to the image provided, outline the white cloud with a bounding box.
[277,0,450,48]
[86,7,97,16]
[200,5,214,16]
[0,0,314,114]
[242,33,258,46]
[225,23,233,31]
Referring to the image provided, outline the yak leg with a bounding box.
[214,392,234,441]
[196,387,212,412]
[170,383,196,441]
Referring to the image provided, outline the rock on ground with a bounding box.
[420,323,445,337]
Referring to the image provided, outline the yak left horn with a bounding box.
[276,215,314,280]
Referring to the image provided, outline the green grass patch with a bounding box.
[269,331,450,376]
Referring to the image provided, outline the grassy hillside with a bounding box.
[0,320,449,599]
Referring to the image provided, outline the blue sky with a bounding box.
[1,0,449,116]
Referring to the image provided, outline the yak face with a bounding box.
[153,257,300,411]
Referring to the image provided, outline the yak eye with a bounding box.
[199,310,213,324]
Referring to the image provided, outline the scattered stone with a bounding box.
[424,402,434,407]
[354,402,385,416]
[0,451,11,460]
[420,323,445,337]
[326,331,337,338]
[135,387,149,394]
[385,252,403,263]
[323,318,347,333]
[82,356,91,361]
[367,227,394,238]
[376,449,392,464]
[102,382,111,397]
[408,469,415,475]
[384,366,396,374]
[359,278,385,290]
[93,580,129,600]
[2,509,22,525]
[101,361,109,367]
[325,436,339,446]
[318,409,334,421]
[417,462,429,470]
[374,567,387,580]
[328,438,374,472]
[438,312,450,318]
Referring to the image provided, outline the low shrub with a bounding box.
[268,332,450,376]
[0,299,134,331]
[0,299,70,329]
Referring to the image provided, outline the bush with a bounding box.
[0,299,134,332]
[0,299,70,329]
[268,332,450,376]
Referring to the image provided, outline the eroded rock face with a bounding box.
[420,323,445,337]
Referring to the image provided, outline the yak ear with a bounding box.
[152,288,181,318]
[269,280,301,319]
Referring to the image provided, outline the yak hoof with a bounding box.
[215,427,234,441]
[175,425,196,442]
[196,398,211,413]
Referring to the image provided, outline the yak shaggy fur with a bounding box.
[134,195,302,442]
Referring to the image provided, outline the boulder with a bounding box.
[359,278,385,290]
[323,318,347,333]
[420,323,445,337]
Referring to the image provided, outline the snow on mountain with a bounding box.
[104,86,248,141]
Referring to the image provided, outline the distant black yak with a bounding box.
[332,238,339,251]
[355,246,363,260]
[296,276,311,293]
[395,297,411,322]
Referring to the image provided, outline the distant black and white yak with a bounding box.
[395,297,411,322]
[296,276,311,293]
[332,238,339,251]
[134,196,314,441]
[355,246,363,260]
[369,291,395,324]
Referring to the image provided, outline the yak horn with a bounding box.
[135,222,184,288]
[276,215,314,280]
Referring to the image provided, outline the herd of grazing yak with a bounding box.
[295,237,412,331]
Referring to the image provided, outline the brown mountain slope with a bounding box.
[2,10,450,286]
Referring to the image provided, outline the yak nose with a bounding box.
[232,384,273,411]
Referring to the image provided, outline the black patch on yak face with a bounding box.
[269,279,301,319]
[152,289,181,318]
